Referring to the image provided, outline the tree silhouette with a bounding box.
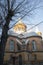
[0,0,42,65]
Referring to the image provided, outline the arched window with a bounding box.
[32,40,36,51]
[9,40,14,51]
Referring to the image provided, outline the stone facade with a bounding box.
[4,35,43,65]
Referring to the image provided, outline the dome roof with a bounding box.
[22,32,41,37]
[14,20,26,27]
[8,31,42,38]
[37,32,42,36]
[8,22,42,38]
[13,20,27,34]
[35,27,42,36]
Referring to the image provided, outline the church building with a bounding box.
[4,20,43,65]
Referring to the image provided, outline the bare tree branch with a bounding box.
[0,2,8,11]
[13,0,25,13]
[11,0,16,9]
[7,0,10,11]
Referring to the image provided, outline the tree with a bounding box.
[0,0,42,65]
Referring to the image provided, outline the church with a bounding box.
[4,20,43,65]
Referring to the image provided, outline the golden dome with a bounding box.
[37,32,42,36]
[35,27,42,36]
[13,19,27,34]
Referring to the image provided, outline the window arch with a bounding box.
[9,40,14,51]
[32,40,37,51]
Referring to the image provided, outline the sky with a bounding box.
[9,7,43,37]
[0,0,43,37]
[20,0,43,37]
[9,0,43,37]
[23,7,43,34]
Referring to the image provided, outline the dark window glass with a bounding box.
[17,44,21,50]
[9,40,14,51]
[32,40,36,51]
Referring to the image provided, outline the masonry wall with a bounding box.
[4,36,43,64]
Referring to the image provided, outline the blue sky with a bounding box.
[23,7,43,36]
[9,0,43,37]
[0,0,43,37]
[9,6,43,37]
